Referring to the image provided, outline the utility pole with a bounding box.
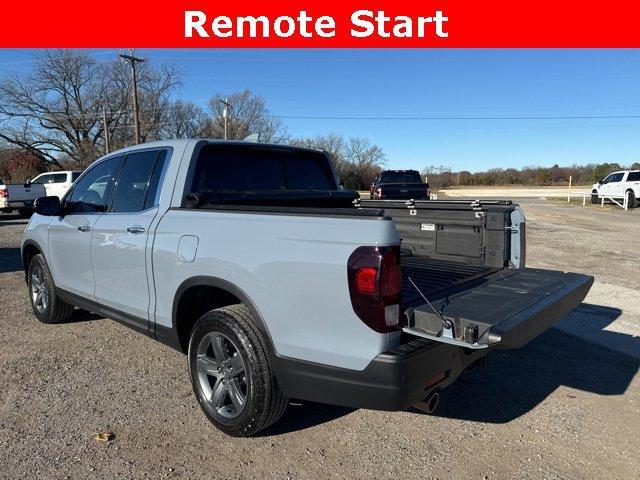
[119,50,145,144]
[220,98,232,140]
[102,106,110,154]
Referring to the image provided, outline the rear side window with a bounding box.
[628,172,640,181]
[189,145,336,194]
[51,173,67,183]
[111,150,166,213]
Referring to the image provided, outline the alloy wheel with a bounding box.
[30,265,48,314]
[196,332,248,420]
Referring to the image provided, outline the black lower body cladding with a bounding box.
[273,339,486,411]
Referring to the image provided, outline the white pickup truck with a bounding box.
[1,171,80,217]
[590,169,640,208]
[0,178,46,217]
[21,140,593,436]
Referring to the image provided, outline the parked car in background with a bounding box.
[21,139,592,437]
[370,169,430,200]
[0,178,46,217]
[30,171,81,199]
[591,170,640,207]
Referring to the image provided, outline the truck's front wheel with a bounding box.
[188,305,288,437]
[27,254,74,324]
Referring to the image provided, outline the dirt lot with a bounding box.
[1,200,639,480]
[438,185,592,198]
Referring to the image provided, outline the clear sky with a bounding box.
[2,48,640,172]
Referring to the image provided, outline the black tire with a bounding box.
[18,209,32,219]
[188,304,288,437]
[591,192,599,204]
[626,190,638,208]
[27,254,74,324]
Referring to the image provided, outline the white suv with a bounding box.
[591,170,640,208]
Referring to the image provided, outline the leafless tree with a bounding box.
[291,133,346,163]
[204,90,287,142]
[341,137,386,189]
[160,100,208,139]
[0,49,180,167]
[291,133,386,190]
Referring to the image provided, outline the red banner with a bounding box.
[3,0,640,47]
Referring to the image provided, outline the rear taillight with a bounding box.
[0,188,8,198]
[347,245,402,333]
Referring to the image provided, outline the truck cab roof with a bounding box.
[102,139,324,158]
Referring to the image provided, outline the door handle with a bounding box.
[127,226,146,234]
[77,225,91,232]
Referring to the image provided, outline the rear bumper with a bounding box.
[274,340,486,411]
[3,200,33,209]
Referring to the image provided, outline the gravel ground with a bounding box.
[1,200,639,480]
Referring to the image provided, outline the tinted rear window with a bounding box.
[379,171,422,183]
[190,145,336,193]
[628,172,640,181]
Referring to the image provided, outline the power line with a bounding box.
[273,113,640,121]
[8,107,640,122]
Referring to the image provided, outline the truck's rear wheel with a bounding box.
[188,304,288,437]
[27,254,74,324]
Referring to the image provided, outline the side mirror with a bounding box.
[34,196,61,216]
[339,180,345,189]
[598,179,604,185]
[23,180,32,188]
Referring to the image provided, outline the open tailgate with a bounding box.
[403,268,593,349]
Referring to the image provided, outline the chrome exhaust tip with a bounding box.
[414,392,439,414]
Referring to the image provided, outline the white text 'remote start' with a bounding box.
[184,10,449,40]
